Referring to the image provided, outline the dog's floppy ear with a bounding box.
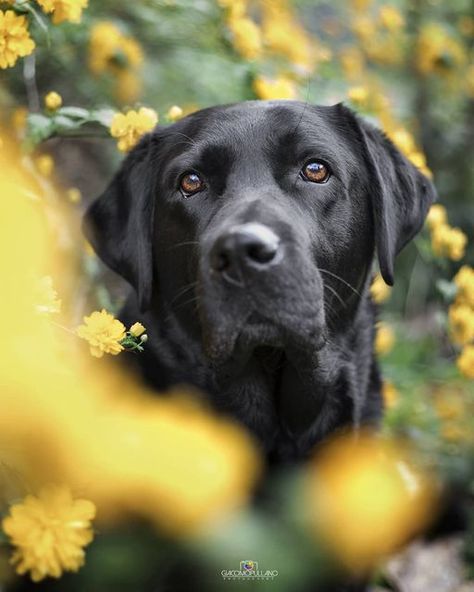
[339,104,437,285]
[83,133,156,311]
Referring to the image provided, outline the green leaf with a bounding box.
[436,279,458,302]
[26,113,55,145]
[89,109,116,128]
[58,106,91,119]
[53,115,80,130]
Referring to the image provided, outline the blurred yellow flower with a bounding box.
[449,303,474,346]
[253,75,297,100]
[110,107,158,152]
[35,154,54,177]
[389,127,416,155]
[407,150,431,178]
[454,266,474,308]
[434,390,465,421]
[115,69,143,104]
[417,23,467,77]
[261,2,317,72]
[352,15,377,42]
[66,187,81,204]
[370,273,391,303]
[129,322,146,337]
[44,91,62,111]
[2,485,95,582]
[382,381,399,409]
[431,223,467,261]
[89,20,143,102]
[340,47,365,80]
[426,204,447,231]
[12,106,28,132]
[307,434,435,571]
[36,0,88,24]
[76,309,126,358]
[375,322,395,355]
[167,105,184,121]
[35,276,61,315]
[379,6,404,32]
[441,422,472,443]
[227,16,262,61]
[0,11,35,70]
[89,22,143,75]
[457,345,474,379]
[348,85,369,107]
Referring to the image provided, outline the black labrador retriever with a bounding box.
[84,100,435,461]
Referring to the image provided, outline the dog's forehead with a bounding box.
[167,101,340,151]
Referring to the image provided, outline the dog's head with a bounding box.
[84,101,435,361]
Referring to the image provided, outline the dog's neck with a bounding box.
[122,293,383,461]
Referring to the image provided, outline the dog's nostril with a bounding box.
[212,251,230,272]
[246,240,277,264]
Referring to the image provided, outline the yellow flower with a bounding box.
[449,303,474,346]
[167,105,184,122]
[76,309,126,358]
[389,127,416,156]
[408,150,432,178]
[352,15,377,42]
[89,21,143,75]
[253,75,297,100]
[431,223,467,261]
[426,204,447,231]
[12,106,28,132]
[35,154,54,177]
[115,69,142,104]
[306,433,435,572]
[434,390,465,421]
[35,276,61,315]
[44,91,62,111]
[370,273,391,303]
[348,86,369,107]
[454,266,474,308]
[0,10,35,70]
[227,16,262,61]
[441,422,472,443]
[382,381,399,409]
[340,47,365,80]
[36,0,88,24]
[2,485,95,582]
[375,322,395,355]
[261,3,317,72]
[379,6,404,32]
[457,345,474,379]
[110,107,158,152]
[417,23,467,77]
[129,322,146,337]
[66,187,81,204]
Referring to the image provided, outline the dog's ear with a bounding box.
[83,133,156,311]
[338,104,437,285]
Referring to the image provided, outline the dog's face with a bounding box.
[85,101,435,363]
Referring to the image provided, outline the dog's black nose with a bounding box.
[210,223,281,282]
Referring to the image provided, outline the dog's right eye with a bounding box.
[179,172,205,197]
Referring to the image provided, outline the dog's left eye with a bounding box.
[179,172,205,196]
[301,161,330,183]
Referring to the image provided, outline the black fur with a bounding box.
[84,100,435,461]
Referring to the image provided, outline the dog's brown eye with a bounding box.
[302,161,330,183]
[180,172,205,196]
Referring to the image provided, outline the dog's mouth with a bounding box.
[202,304,326,364]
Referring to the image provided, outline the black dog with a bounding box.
[84,100,435,461]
